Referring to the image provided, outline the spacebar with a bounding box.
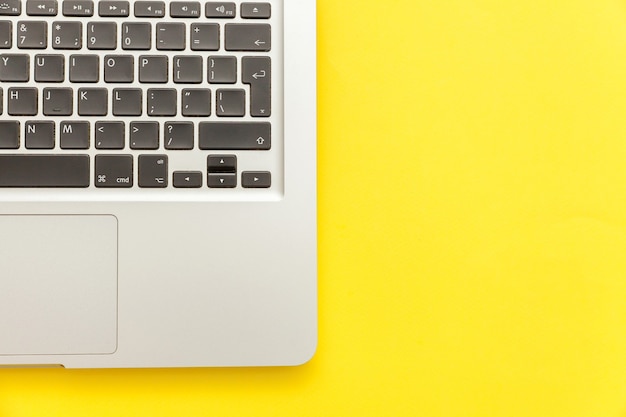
[0,155,90,188]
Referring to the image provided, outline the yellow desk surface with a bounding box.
[2,1,626,416]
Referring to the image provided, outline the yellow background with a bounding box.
[2,1,626,416]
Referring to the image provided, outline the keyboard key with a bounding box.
[87,22,118,50]
[134,1,165,17]
[207,154,236,172]
[0,155,90,188]
[205,2,235,18]
[164,122,193,150]
[241,3,271,19]
[173,56,202,83]
[98,1,129,17]
[17,21,47,49]
[139,55,168,83]
[190,23,219,51]
[95,155,133,188]
[0,121,20,149]
[69,54,99,82]
[156,22,185,51]
[8,87,38,115]
[0,0,21,16]
[60,121,90,149]
[199,122,271,150]
[130,121,159,149]
[26,0,58,16]
[43,87,73,116]
[0,21,11,48]
[122,22,151,50]
[113,88,142,116]
[0,54,29,81]
[208,56,236,84]
[147,89,176,116]
[170,2,200,18]
[25,121,55,149]
[62,0,93,16]
[104,55,134,82]
[138,154,168,188]
[242,56,271,117]
[173,171,202,188]
[225,23,270,52]
[181,88,211,117]
[34,54,64,82]
[242,171,271,188]
[78,88,108,116]
[52,21,82,49]
[216,89,245,117]
[96,121,125,149]
[208,173,236,188]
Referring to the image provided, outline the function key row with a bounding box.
[0,1,271,19]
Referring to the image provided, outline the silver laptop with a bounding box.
[0,0,316,368]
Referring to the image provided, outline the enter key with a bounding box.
[243,56,271,117]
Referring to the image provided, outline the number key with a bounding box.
[88,22,117,50]
[122,22,151,50]
[52,21,82,49]
[17,21,47,49]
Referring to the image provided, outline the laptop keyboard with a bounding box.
[0,1,279,192]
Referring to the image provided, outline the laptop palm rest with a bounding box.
[0,215,117,356]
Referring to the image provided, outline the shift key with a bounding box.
[225,24,270,51]
[199,122,271,150]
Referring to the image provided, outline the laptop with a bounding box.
[0,0,317,368]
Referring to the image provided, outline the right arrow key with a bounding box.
[242,171,271,189]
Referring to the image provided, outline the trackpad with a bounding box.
[0,215,117,355]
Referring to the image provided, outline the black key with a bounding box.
[122,23,151,50]
[98,1,129,16]
[104,55,134,83]
[87,22,117,50]
[242,171,271,188]
[0,121,20,149]
[147,88,177,116]
[242,56,271,117]
[27,1,58,16]
[138,154,167,188]
[17,21,47,49]
[170,2,200,17]
[164,122,193,150]
[52,21,82,49]
[208,173,236,188]
[190,23,219,51]
[241,3,271,19]
[173,56,202,83]
[0,21,11,48]
[62,0,93,16]
[60,121,90,149]
[139,55,168,83]
[25,121,55,149]
[0,0,21,16]
[225,23,270,52]
[208,56,236,84]
[207,154,236,172]
[95,121,125,149]
[113,88,142,116]
[182,88,211,117]
[0,54,29,81]
[206,2,235,18]
[134,1,165,17]
[43,87,73,116]
[156,22,185,51]
[0,88,2,114]
[0,155,90,188]
[199,122,270,150]
[173,171,202,188]
[130,121,159,149]
[69,54,99,82]
[34,54,64,82]
[78,88,108,116]
[216,89,245,117]
[8,87,38,115]
[95,155,132,188]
